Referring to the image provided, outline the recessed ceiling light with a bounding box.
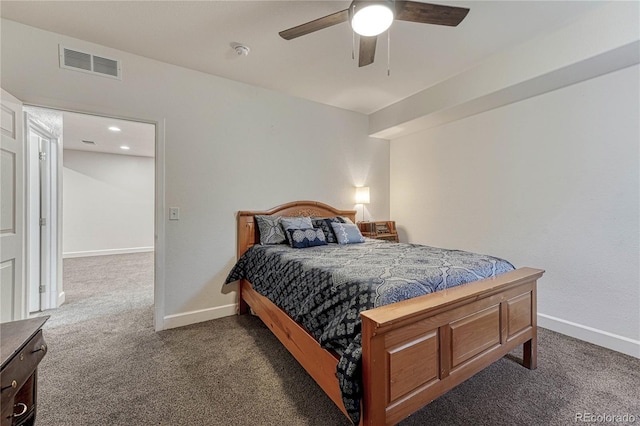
[120,145,130,150]
[109,126,121,132]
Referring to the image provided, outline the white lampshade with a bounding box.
[351,4,394,37]
[355,186,370,204]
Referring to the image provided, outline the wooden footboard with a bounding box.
[240,267,543,425]
[360,267,543,425]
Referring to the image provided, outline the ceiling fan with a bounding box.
[279,1,470,67]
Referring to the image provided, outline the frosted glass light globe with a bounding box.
[351,4,394,37]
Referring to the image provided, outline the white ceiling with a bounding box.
[63,112,155,158]
[1,1,606,114]
[25,106,155,157]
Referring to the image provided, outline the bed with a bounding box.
[228,200,544,425]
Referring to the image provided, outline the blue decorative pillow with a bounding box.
[311,218,341,244]
[331,222,365,245]
[280,216,313,244]
[287,228,328,248]
[255,215,286,245]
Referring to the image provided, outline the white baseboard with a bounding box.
[57,291,66,307]
[63,247,154,258]
[538,313,640,358]
[162,304,236,330]
[160,309,639,357]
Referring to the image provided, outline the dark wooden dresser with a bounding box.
[1,316,49,426]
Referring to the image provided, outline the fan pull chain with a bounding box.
[387,28,391,76]
[352,31,355,60]
[351,5,356,61]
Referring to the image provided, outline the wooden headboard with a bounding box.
[237,200,356,259]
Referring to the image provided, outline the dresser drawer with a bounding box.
[0,330,47,410]
[1,374,36,426]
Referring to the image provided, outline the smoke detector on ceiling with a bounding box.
[231,43,250,56]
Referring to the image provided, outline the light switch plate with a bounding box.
[169,207,180,220]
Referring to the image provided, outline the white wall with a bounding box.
[390,65,640,357]
[62,149,154,257]
[0,19,390,329]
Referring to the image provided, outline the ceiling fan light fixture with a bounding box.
[351,3,394,37]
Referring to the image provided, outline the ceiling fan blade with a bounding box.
[395,1,470,26]
[279,9,349,40]
[358,36,377,67]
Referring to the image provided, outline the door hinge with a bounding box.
[39,151,46,161]
[40,218,47,226]
[39,285,46,294]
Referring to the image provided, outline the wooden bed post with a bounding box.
[361,316,386,426]
[238,280,249,315]
[236,212,255,315]
[523,280,538,369]
[523,336,537,370]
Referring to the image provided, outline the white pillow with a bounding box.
[330,222,365,245]
[280,216,313,244]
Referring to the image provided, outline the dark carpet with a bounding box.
[36,253,639,425]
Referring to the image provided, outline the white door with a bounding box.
[0,89,25,322]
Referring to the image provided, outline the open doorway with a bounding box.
[25,107,155,319]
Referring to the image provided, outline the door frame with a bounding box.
[23,103,166,330]
[25,115,63,312]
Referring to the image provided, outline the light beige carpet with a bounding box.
[35,253,640,425]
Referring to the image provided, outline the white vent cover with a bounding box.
[59,45,121,80]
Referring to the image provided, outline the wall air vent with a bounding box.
[59,45,121,80]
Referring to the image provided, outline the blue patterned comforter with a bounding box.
[224,239,514,424]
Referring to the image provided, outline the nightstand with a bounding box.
[1,316,49,426]
[357,221,399,243]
